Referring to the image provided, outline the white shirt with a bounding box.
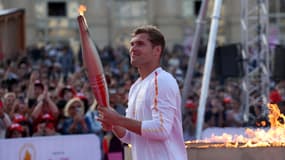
[120,67,187,160]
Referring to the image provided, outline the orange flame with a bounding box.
[186,103,285,148]
[268,103,285,128]
[78,5,87,16]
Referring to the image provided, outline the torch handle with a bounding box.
[90,74,109,107]
[77,14,110,107]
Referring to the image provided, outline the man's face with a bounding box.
[129,33,158,68]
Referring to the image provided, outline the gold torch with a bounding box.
[77,5,109,107]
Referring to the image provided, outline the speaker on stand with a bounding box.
[272,45,285,81]
[214,43,244,83]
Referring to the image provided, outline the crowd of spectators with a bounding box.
[0,42,285,157]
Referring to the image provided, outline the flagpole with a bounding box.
[195,0,223,140]
[181,0,209,114]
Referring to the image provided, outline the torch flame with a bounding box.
[78,5,87,16]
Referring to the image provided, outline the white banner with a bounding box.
[0,134,101,160]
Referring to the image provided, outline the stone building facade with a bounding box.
[1,0,284,51]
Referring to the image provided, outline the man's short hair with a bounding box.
[132,25,165,56]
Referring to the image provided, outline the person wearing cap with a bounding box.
[34,80,45,96]
[76,92,90,113]
[6,123,25,138]
[26,70,43,109]
[61,97,91,135]
[3,92,16,117]
[31,84,58,119]
[31,83,59,134]
[13,97,29,118]
[33,122,60,137]
[56,84,77,109]
[97,25,187,160]
[58,85,76,102]
[55,84,77,116]
[33,113,60,137]
[0,100,12,139]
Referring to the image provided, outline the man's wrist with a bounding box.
[114,114,123,126]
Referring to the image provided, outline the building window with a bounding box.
[114,0,147,27]
[48,2,67,17]
[183,0,201,17]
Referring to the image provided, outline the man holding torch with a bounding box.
[97,25,187,160]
